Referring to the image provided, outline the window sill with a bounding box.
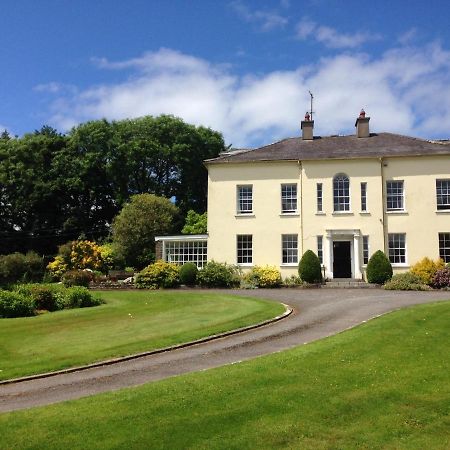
[237,263,253,267]
[332,211,354,216]
[315,212,326,215]
[359,211,371,215]
[391,263,410,268]
[235,213,255,218]
[280,263,298,267]
[386,210,408,215]
[435,209,450,213]
[279,213,300,217]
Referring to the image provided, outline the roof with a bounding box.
[205,133,450,164]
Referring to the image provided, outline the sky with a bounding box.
[1,0,450,148]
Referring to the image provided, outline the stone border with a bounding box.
[0,304,293,386]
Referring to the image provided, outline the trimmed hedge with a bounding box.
[298,250,322,284]
[179,263,198,286]
[366,251,392,284]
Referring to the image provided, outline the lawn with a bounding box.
[0,290,285,380]
[1,301,449,449]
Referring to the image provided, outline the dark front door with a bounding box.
[333,241,352,278]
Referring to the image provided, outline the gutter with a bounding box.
[380,158,387,253]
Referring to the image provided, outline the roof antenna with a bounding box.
[308,91,314,121]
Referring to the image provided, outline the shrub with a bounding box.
[432,267,450,289]
[366,250,393,284]
[62,270,93,287]
[411,257,445,285]
[63,287,104,308]
[135,261,180,289]
[244,266,282,288]
[179,263,198,286]
[70,240,103,271]
[14,284,58,311]
[282,275,303,287]
[197,261,241,288]
[0,290,35,318]
[384,272,431,290]
[298,250,322,284]
[46,255,68,281]
[0,251,44,286]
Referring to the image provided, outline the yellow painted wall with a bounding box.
[206,154,450,278]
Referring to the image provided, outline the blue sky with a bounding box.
[1,0,450,147]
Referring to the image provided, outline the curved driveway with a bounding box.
[0,288,448,412]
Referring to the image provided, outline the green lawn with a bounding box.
[0,290,285,380]
[1,301,449,450]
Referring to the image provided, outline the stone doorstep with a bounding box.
[324,279,380,289]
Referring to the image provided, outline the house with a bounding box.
[157,111,450,280]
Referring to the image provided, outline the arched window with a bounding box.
[333,174,350,211]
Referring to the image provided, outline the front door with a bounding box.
[333,241,352,278]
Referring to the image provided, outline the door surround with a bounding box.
[325,229,362,280]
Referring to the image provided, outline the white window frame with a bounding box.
[360,182,368,212]
[386,180,404,211]
[388,233,407,265]
[282,234,298,264]
[333,174,350,212]
[317,236,323,264]
[439,232,450,263]
[317,183,323,213]
[237,185,253,214]
[436,179,450,210]
[281,184,298,214]
[237,234,253,265]
[362,235,369,265]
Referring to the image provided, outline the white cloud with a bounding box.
[230,1,288,31]
[33,82,77,94]
[296,18,381,48]
[44,43,450,147]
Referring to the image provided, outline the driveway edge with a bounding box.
[0,303,293,386]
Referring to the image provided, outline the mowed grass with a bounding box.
[0,290,285,380]
[1,302,449,450]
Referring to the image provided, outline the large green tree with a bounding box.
[111,193,179,269]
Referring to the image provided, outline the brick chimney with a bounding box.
[355,109,370,138]
[301,112,314,140]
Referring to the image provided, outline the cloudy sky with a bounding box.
[1,0,450,147]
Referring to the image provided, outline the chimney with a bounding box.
[355,109,370,138]
[301,112,314,140]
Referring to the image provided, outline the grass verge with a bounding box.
[1,301,449,449]
[0,290,284,380]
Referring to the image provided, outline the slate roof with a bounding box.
[205,133,450,164]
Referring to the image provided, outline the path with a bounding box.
[0,289,447,413]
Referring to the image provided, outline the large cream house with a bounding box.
[157,112,450,280]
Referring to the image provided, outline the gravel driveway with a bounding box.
[0,288,448,413]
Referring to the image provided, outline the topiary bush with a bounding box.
[411,257,445,285]
[197,261,241,288]
[62,270,93,287]
[431,267,450,289]
[0,290,36,318]
[384,272,431,291]
[244,266,282,288]
[179,263,198,286]
[135,261,180,289]
[298,250,322,284]
[366,250,393,284]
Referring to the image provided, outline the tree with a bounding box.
[298,250,323,283]
[181,210,207,234]
[112,194,179,269]
[366,250,393,284]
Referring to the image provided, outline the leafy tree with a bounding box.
[298,250,323,283]
[366,250,393,284]
[112,194,179,269]
[181,210,207,234]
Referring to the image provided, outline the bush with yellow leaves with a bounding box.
[410,257,445,285]
[244,265,282,288]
